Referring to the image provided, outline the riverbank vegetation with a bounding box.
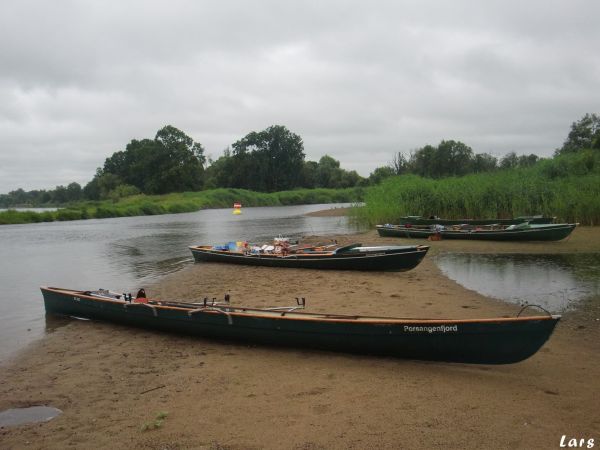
[0,187,362,225]
[2,113,599,225]
[354,113,600,226]
[354,149,600,226]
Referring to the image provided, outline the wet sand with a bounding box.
[1,228,599,449]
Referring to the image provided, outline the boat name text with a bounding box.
[403,325,458,333]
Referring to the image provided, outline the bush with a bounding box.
[56,209,84,221]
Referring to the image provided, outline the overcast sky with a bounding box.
[1,0,599,193]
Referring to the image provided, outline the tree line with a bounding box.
[1,113,598,208]
[368,113,599,181]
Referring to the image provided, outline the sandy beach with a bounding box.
[1,226,599,449]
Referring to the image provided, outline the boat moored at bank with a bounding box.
[397,215,555,226]
[41,286,560,365]
[189,242,429,271]
[376,223,577,241]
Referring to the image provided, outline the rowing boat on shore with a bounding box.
[376,223,577,241]
[189,243,429,271]
[398,215,555,226]
[41,286,560,364]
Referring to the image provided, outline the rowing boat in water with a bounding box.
[376,223,577,241]
[40,286,560,364]
[189,243,429,271]
[398,215,555,226]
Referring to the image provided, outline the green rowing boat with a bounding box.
[398,215,555,226]
[41,286,560,365]
[190,243,429,271]
[376,223,577,241]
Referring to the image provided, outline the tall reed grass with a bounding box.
[353,150,600,226]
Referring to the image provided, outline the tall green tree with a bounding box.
[98,126,206,195]
[314,155,339,187]
[231,125,305,192]
[472,153,498,173]
[66,182,83,202]
[204,148,235,189]
[500,152,519,169]
[517,154,539,167]
[390,152,409,175]
[408,140,474,178]
[368,166,396,185]
[557,113,600,155]
[435,140,474,176]
[300,160,319,188]
[409,144,437,178]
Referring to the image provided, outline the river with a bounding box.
[436,253,600,313]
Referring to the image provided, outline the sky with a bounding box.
[1,0,599,193]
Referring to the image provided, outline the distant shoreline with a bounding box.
[304,206,352,217]
[0,187,362,225]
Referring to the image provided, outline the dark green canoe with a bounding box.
[377,223,577,241]
[398,215,555,226]
[41,286,560,365]
[189,243,429,272]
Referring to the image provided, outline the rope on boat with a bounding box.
[517,304,552,317]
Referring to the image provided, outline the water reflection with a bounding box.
[436,253,600,312]
[0,406,62,427]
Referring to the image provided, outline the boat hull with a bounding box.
[377,224,577,241]
[189,245,429,271]
[41,287,560,365]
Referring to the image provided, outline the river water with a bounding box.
[436,253,600,313]
[0,204,354,363]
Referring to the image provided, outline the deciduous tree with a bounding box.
[557,113,600,155]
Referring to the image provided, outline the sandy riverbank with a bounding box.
[1,228,599,449]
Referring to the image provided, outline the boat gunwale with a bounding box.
[41,287,560,325]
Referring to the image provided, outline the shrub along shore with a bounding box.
[353,150,600,226]
[0,187,363,225]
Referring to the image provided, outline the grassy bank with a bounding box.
[0,187,363,225]
[353,150,600,226]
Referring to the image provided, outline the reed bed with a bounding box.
[353,150,600,226]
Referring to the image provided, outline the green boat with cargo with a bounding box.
[377,222,577,241]
[41,286,560,365]
[190,242,429,272]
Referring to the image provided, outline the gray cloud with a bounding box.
[1,0,600,192]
